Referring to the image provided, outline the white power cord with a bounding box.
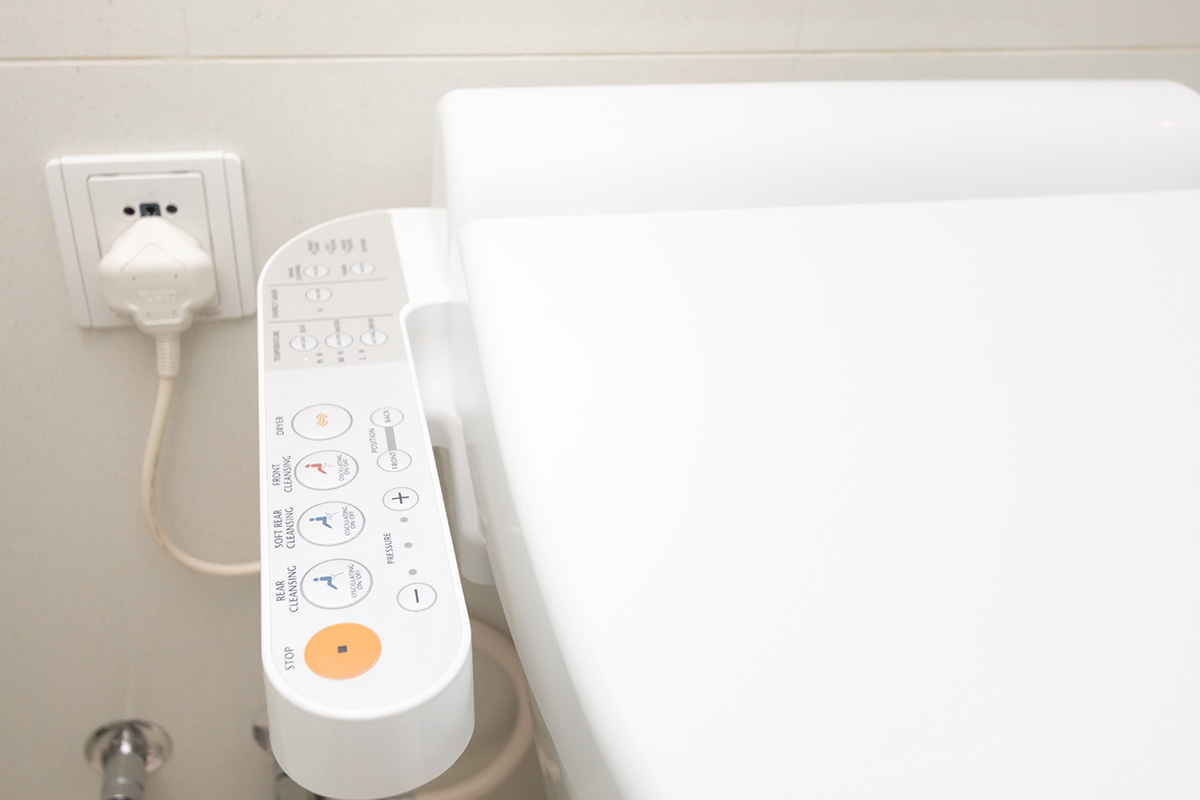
[142,362,259,577]
[101,216,259,577]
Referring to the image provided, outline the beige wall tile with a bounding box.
[0,0,188,58]
[183,0,802,57]
[3,0,1197,61]
[797,0,1200,52]
[0,61,265,798]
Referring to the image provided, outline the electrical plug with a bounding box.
[99,215,217,340]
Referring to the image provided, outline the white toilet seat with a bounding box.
[458,192,1200,798]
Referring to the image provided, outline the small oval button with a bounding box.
[377,450,411,472]
[370,407,403,427]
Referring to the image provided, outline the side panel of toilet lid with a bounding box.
[458,191,1200,799]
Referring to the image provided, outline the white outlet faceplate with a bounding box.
[46,151,254,328]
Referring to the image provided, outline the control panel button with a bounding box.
[349,262,376,276]
[299,502,364,545]
[295,450,358,490]
[377,450,411,472]
[361,330,388,347]
[290,335,319,352]
[398,583,437,612]
[382,487,419,511]
[292,404,352,440]
[304,623,381,680]
[302,559,372,609]
[370,407,403,427]
[305,287,332,302]
[326,332,354,349]
[303,265,330,278]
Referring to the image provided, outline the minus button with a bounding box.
[398,583,436,612]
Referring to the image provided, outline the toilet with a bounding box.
[432,82,1200,799]
[261,81,1200,799]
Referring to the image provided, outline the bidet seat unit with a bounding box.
[436,82,1200,799]
[259,81,1200,800]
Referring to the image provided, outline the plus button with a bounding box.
[382,487,419,511]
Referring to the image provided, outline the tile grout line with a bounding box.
[0,45,1199,67]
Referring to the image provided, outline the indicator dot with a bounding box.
[337,645,348,654]
[400,517,409,523]
[409,569,417,575]
[404,542,412,548]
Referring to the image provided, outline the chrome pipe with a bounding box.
[85,720,171,800]
[99,725,148,800]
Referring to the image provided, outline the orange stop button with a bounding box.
[304,623,381,680]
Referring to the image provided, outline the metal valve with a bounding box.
[85,720,171,800]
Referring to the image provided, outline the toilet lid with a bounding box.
[458,191,1200,799]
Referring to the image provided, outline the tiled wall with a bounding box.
[1,2,1198,798]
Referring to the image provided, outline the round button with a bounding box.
[295,450,358,490]
[291,404,351,440]
[361,330,388,346]
[397,583,437,612]
[302,559,372,609]
[324,331,350,350]
[303,265,330,278]
[349,262,376,276]
[290,335,319,352]
[325,332,354,349]
[305,287,332,302]
[298,502,365,545]
[370,407,403,427]
[382,487,419,511]
[377,450,411,472]
[304,623,381,680]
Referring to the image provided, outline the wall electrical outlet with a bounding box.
[46,151,254,328]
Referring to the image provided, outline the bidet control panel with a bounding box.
[258,210,472,800]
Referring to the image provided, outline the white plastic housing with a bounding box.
[430,81,1200,799]
[258,209,472,799]
[435,80,1200,236]
[253,80,1200,800]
